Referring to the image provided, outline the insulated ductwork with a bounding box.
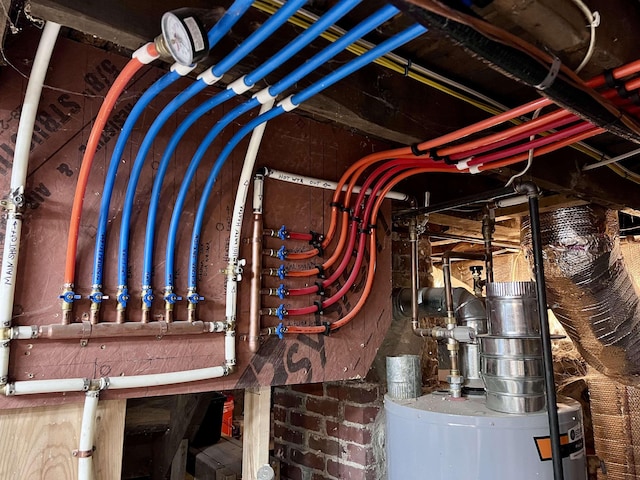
[523,205,640,385]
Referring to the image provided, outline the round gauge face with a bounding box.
[162,12,207,66]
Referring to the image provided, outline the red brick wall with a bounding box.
[271,215,438,479]
[273,381,383,480]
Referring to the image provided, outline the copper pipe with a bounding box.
[441,250,485,398]
[61,285,73,325]
[62,309,72,325]
[441,250,487,316]
[89,308,99,325]
[141,308,150,324]
[409,216,420,334]
[482,209,495,283]
[36,320,213,340]
[249,212,263,353]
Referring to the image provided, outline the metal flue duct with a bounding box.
[523,205,640,385]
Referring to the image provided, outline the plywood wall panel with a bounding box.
[0,399,126,479]
[0,28,393,408]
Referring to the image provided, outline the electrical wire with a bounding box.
[252,0,508,117]
[569,0,599,74]
[504,0,597,185]
[582,147,640,171]
[505,107,541,186]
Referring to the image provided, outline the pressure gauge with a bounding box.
[160,8,209,66]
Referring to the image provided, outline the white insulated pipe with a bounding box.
[106,365,226,390]
[8,365,228,396]
[0,21,61,384]
[228,100,274,262]
[10,22,61,191]
[261,167,410,201]
[11,377,89,395]
[224,100,274,334]
[77,391,99,480]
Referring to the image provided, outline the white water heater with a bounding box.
[385,393,587,480]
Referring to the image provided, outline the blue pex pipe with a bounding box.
[162,4,400,290]
[118,0,310,295]
[90,0,255,294]
[186,23,427,290]
[266,4,400,97]
[212,0,309,77]
[244,0,363,86]
[206,0,254,47]
[142,0,362,288]
[92,70,179,289]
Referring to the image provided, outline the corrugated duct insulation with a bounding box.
[587,368,640,479]
[522,205,640,385]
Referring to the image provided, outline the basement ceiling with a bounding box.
[3,0,640,210]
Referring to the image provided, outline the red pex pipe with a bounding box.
[467,122,596,167]
[476,127,605,171]
[286,164,457,333]
[64,44,157,286]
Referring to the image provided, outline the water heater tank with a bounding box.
[386,393,587,480]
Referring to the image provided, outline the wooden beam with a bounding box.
[0,399,126,479]
[170,439,188,480]
[242,387,271,480]
[27,0,640,211]
[151,393,214,480]
[26,0,442,146]
[427,213,520,242]
[0,0,12,51]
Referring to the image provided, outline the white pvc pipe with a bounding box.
[228,100,275,262]
[107,366,226,390]
[8,365,227,396]
[225,330,236,366]
[225,99,275,326]
[12,377,88,395]
[0,22,61,384]
[77,391,99,480]
[261,167,410,201]
[582,147,640,171]
[11,22,61,190]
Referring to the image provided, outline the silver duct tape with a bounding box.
[522,205,640,384]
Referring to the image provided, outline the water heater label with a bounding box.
[534,428,584,462]
[568,424,585,460]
